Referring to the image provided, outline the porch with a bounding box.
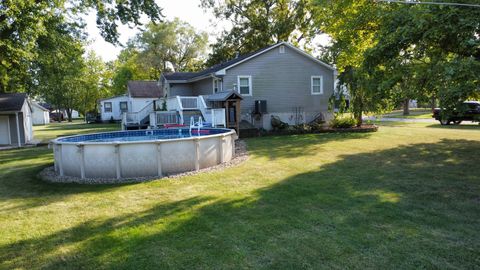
[122,92,241,131]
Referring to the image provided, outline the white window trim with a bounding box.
[104,102,112,112]
[311,76,323,95]
[212,78,222,94]
[237,75,252,96]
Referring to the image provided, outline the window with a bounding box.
[311,76,323,95]
[279,45,285,54]
[120,101,128,112]
[213,78,222,93]
[237,76,252,96]
[104,102,112,112]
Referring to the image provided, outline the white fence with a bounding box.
[211,108,226,127]
[150,111,178,127]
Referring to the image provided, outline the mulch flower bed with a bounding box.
[240,124,378,138]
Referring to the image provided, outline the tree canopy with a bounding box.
[0,0,163,93]
[315,0,480,123]
[110,19,208,94]
[201,0,319,66]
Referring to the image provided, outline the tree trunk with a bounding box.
[403,98,410,116]
[355,111,362,127]
[430,96,436,110]
[56,104,62,123]
[66,109,72,122]
[353,96,363,127]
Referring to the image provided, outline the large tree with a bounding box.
[201,0,319,65]
[78,51,112,119]
[135,19,208,77]
[32,16,86,122]
[0,0,163,93]
[110,19,208,94]
[316,0,480,124]
[315,0,389,125]
[110,44,150,95]
[361,2,480,114]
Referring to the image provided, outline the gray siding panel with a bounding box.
[222,45,334,115]
[170,83,194,96]
[192,78,213,96]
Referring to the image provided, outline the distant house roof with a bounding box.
[31,101,49,111]
[162,42,335,83]
[127,81,163,98]
[39,102,52,111]
[0,93,27,112]
[98,95,128,102]
[206,90,243,102]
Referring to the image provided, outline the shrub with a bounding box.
[330,117,357,128]
[309,122,325,132]
[291,124,312,133]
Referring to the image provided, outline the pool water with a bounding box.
[57,128,230,143]
[88,134,189,142]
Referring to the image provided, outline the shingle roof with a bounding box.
[0,93,27,112]
[127,81,163,98]
[163,43,278,81]
[31,101,49,111]
[206,90,243,102]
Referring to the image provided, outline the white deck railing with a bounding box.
[123,101,154,125]
[160,96,226,127]
[179,96,199,110]
[211,108,226,127]
[157,111,178,126]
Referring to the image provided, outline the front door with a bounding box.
[0,116,11,145]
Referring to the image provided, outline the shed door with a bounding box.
[0,116,10,145]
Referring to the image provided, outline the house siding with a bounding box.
[129,97,157,113]
[222,45,334,127]
[99,96,129,121]
[192,78,213,96]
[169,83,194,96]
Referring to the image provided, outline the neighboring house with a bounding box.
[99,81,162,122]
[157,42,336,130]
[0,93,34,147]
[31,101,50,125]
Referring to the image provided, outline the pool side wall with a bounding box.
[53,130,236,180]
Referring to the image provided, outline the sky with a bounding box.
[85,0,224,61]
[86,0,330,62]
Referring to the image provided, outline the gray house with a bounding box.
[158,42,336,130]
[0,93,34,147]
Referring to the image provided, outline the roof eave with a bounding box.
[220,41,336,73]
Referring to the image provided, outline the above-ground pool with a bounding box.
[51,128,237,181]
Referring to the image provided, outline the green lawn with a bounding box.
[34,119,120,143]
[380,108,433,119]
[1,122,479,269]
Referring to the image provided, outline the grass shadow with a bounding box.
[0,147,130,212]
[1,139,478,268]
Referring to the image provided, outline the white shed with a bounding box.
[31,101,50,125]
[0,93,34,147]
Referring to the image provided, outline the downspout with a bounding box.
[15,112,21,147]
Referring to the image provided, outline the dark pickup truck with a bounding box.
[433,101,480,125]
